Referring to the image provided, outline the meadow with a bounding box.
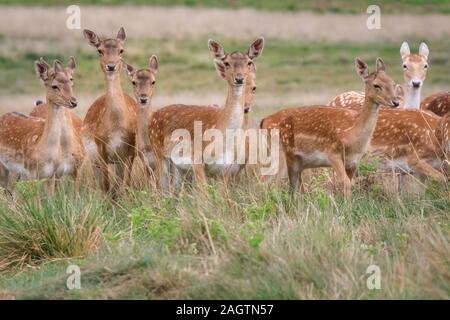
[0,4,449,299]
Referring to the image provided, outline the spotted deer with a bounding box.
[121,56,158,179]
[277,58,401,197]
[421,91,450,117]
[81,27,138,194]
[148,38,264,190]
[328,42,429,110]
[29,58,84,182]
[0,58,78,191]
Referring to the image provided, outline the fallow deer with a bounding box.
[28,58,84,182]
[81,27,138,194]
[121,56,158,179]
[328,42,429,110]
[148,38,264,190]
[277,58,401,197]
[0,58,78,191]
[421,91,450,117]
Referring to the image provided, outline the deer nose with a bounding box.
[392,101,400,107]
[106,64,116,72]
[234,75,244,85]
[69,97,78,108]
[412,81,421,88]
[139,95,149,104]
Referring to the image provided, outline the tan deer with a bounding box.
[28,58,84,182]
[421,91,450,116]
[328,42,429,110]
[148,38,264,190]
[121,56,158,179]
[277,58,401,196]
[81,27,138,194]
[0,58,78,191]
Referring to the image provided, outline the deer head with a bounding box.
[400,41,429,89]
[122,55,158,107]
[208,37,264,91]
[83,27,126,76]
[35,57,77,108]
[355,57,403,108]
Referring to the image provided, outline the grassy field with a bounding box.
[0,171,448,299]
[0,3,449,300]
[1,0,450,14]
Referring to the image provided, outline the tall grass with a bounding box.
[0,163,448,299]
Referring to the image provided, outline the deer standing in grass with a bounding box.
[121,56,158,180]
[81,27,138,195]
[328,42,429,110]
[28,58,84,183]
[277,58,401,196]
[0,58,78,192]
[148,38,264,190]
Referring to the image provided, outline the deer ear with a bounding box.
[149,55,158,74]
[67,56,76,71]
[376,57,386,72]
[248,37,264,60]
[121,60,134,78]
[214,59,227,79]
[117,27,126,42]
[208,39,226,60]
[53,60,64,74]
[395,84,404,98]
[83,29,101,48]
[35,59,50,82]
[400,41,410,58]
[355,58,369,79]
[419,42,429,59]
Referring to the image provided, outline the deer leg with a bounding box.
[286,154,301,193]
[329,155,352,199]
[408,158,446,184]
[98,144,110,194]
[0,162,11,195]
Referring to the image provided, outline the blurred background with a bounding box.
[0,0,449,128]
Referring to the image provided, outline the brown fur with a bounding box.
[421,92,450,116]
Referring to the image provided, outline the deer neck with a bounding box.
[60,110,74,156]
[403,84,421,109]
[218,84,245,131]
[38,101,64,158]
[104,72,127,119]
[137,105,152,151]
[347,94,380,148]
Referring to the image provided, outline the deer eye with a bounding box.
[131,81,137,86]
[151,80,156,85]
[51,85,59,91]
[224,62,230,68]
[97,49,103,55]
[373,84,381,90]
[424,64,428,69]
[252,86,257,93]
[402,64,407,69]
[119,49,124,54]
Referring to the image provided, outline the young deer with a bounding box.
[121,56,158,179]
[421,91,450,117]
[278,58,401,196]
[28,58,84,182]
[81,27,138,194]
[328,42,429,110]
[148,38,264,190]
[0,58,78,190]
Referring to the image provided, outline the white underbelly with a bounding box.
[296,151,331,168]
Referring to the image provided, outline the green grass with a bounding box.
[1,37,449,100]
[0,170,448,299]
[0,0,449,14]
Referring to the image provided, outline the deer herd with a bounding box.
[0,27,448,199]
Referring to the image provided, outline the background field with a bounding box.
[0,2,449,299]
